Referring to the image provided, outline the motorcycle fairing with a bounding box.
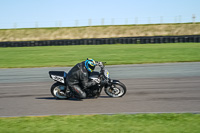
[49,71,67,84]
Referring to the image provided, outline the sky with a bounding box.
[0,0,200,29]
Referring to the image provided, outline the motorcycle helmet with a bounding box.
[85,58,96,72]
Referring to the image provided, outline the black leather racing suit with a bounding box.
[66,61,96,99]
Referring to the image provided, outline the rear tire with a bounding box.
[105,82,126,97]
[50,82,68,99]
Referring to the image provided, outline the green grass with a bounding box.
[0,43,200,68]
[0,113,200,133]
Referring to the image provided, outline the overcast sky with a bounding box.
[1,0,200,28]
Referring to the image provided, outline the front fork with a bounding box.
[104,79,120,90]
[106,79,120,86]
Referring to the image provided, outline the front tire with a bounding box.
[50,82,68,99]
[105,82,126,97]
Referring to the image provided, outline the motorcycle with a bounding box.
[48,61,126,99]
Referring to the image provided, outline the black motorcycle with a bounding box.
[49,62,126,99]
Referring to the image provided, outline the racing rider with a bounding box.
[66,58,98,99]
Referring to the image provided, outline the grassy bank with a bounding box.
[0,113,200,133]
[0,43,200,68]
[1,23,200,42]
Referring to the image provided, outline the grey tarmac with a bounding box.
[0,62,200,117]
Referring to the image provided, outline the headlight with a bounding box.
[104,69,110,79]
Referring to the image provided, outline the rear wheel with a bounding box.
[51,82,68,99]
[105,82,126,97]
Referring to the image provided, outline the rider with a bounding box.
[66,58,97,99]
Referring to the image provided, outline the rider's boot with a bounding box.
[58,90,66,96]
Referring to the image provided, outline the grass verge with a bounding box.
[0,113,200,133]
[0,43,200,68]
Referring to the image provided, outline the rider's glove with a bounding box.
[100,80,107,85]
[93,78,100,84]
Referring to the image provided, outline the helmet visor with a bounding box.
[89,63,95,71]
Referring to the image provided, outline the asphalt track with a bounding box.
[0,62,200,117]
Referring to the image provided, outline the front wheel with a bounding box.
[50,82,68,99]
[105,82,126,97]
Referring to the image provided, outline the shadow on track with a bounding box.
[35,97,56,100]
[35,95,113,101]
[35,97,88,101]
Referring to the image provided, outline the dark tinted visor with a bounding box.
[89,64,95,70]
